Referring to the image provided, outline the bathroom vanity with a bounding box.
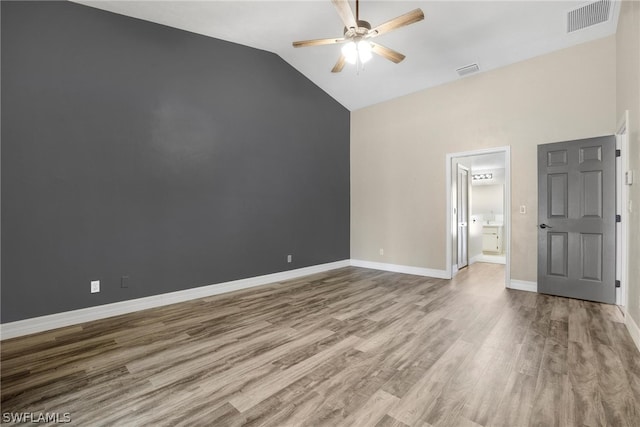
[482,225,503,254]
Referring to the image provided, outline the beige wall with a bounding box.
[351,36,616,282]
[616,1,640,325]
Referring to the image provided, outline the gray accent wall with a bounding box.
[1,1,350,323]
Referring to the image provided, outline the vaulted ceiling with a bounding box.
[73,1,620,110]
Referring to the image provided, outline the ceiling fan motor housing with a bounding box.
[344,20,372,38]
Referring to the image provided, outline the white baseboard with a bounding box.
[625,310,640,353]
[508,279,538,293]
[0,260,350,340]
[350,259,449,279]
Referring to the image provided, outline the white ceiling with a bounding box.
[73,1,621,111]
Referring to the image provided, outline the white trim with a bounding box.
[616,111,630,309]
[625,310,640,353]
[350,259,449,279]
[446,154,453,279]
[508,280,537,293]
[0,260,350,340]
[446,146,511,287]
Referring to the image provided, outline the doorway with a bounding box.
[446,146,511,287]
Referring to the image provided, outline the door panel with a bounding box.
[548,232,568,277]
[457,165,469,269]
[581,171,602,217]
[547,149,568,166]
[580,233,602,280]
[538,135,616,304]
[548,174,568,217]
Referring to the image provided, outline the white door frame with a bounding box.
[445,146,511,287]
[616,111,630,309]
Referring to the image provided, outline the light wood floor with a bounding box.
[2,263,640,426]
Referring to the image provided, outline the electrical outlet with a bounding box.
[519,205,526,214]
[91,280,100,294]
[379,248,384,255]
[121,276,129,288]
[287,254,292,263]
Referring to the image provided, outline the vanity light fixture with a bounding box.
[472,173,493,181]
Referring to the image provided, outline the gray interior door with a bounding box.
[537,135,616,304]
[457,165,469,269]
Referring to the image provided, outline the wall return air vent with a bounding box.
[456,63,480,77]
[567,0,612,33]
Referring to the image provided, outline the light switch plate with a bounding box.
[91,280,100,293]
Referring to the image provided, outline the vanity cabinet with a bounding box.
[482,226,503,254]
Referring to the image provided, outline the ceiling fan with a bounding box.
[292,0,424,73]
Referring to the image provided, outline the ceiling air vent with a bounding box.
[567,0,611,33]
[456,63,480,77]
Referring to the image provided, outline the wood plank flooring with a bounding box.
[2,263,640,426]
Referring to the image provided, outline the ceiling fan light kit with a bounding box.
[342,40,372,64]
[292,0,424,73]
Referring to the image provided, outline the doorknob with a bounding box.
[539,224,553,229]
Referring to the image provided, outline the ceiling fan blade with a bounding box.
[370,9,424,37]
[331,55,347,73]
[293,37,347,48]
[331,0,357,30]
[371,43,406,64]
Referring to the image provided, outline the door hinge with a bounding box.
[616,214,622,223]
[615,280,621,288]
[616,149,621,157]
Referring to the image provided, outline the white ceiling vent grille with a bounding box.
[567,0,612,33]
[456,63,480,77]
